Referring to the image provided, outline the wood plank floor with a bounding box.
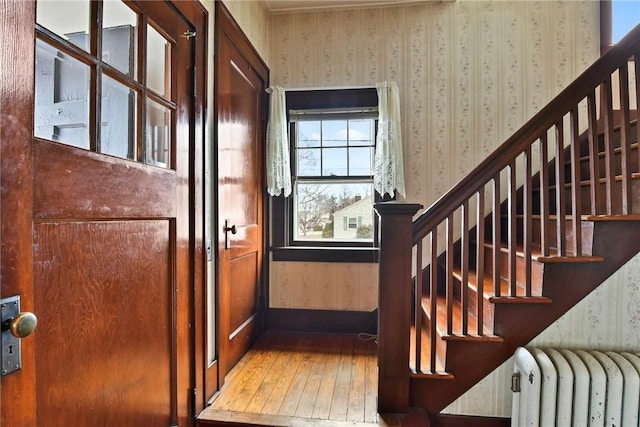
[197,331,422,426]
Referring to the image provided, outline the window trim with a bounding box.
[271,88,386,263]
[601,0,613,54]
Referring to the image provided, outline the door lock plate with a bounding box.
[1,296,22,376]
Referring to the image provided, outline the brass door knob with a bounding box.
[5,312,37,338]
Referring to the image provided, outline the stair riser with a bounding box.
[421,309,448,364]
[483,246,544,295]
[450,275,495,333]
[497,217,595,255]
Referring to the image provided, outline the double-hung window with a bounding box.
[271,88,382,263]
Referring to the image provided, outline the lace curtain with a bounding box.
[266,86,292,197]
[374,81,406,198]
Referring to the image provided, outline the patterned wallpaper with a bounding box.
[221,0,271,64]
[220,0,640,417]
[267,1,600,314]
[268,1,598,206]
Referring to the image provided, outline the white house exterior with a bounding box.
[332,196,373,239]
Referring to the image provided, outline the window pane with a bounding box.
[322,148,347,176]
[613,1,640,43]
[146,98,172,167]
[298,121,321,147]
[101,75,137,160]
[147,24,171,98]
[348,119,373,145]
[294,182,374,242]
[37,0,90,51]
[102,0,137,78]
[34,39,90,149]
[322,120,347,146]
[297,148,321,176]
[349,147,373,175]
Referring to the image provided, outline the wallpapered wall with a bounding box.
[221,0,640,417]
[221,0,271,64]
[267,0,600,313]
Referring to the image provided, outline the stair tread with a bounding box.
[489,295,552,304]
[513,213,640,221]
[410,371,455,380]
[482,241,604,263]
[451,268,547,299]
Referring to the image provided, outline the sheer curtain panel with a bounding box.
[266,86,292,197]
[374,81,406,198]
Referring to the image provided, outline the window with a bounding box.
[271,88,384,263]
[292,114,376,243]
[601,0,640,52]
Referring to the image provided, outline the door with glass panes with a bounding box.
[0,0,197,425]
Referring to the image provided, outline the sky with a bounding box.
[613,1,640,43]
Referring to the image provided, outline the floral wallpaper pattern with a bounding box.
[220,0,640,417]
[221,0,270,63]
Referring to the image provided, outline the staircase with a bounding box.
[375,25,640,417]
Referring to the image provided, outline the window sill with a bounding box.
[271,246,379,263]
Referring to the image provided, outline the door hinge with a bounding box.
[192,387,197,419]
[511,372,521,393]
[192,66,197,98]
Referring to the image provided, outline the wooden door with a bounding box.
[214,2,269,383]
[0,1,205,425]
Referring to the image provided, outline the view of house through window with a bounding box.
[292,115,376,243]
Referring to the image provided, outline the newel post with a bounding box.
[374,201,423,414]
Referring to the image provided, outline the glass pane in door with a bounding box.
[146,24,171,98]
[100,75,137,160]
[36,0,91,52]
[145,98,171,167]
[102,0,138,78]
[34,39,90,149]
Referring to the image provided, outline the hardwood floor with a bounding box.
[197,331,428,426]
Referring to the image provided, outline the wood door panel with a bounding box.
[227,59,259,225]
[229,252,258,334]
[33,140,177,219]
[229,225,261,260]
[33,220,173,425]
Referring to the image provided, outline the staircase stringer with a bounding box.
[409,220,640,413]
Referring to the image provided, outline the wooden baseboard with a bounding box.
[430,414,510,427]
[267,308,377,335]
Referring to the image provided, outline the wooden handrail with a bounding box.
[413,23,640,241]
